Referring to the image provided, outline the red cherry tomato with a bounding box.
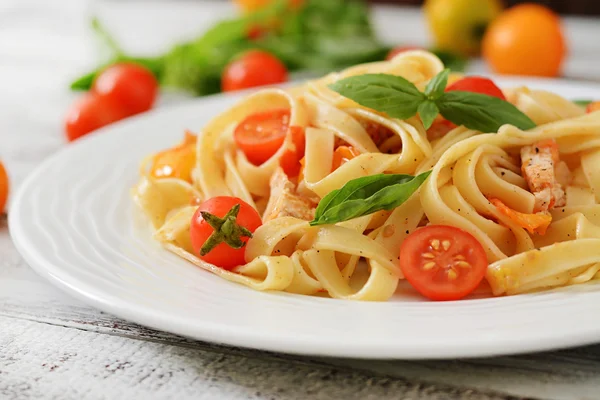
[278,125,305,177]
[234,109,290,165]
[399,225,488,301]
[386,46,422,60]
[93,62,158,115]
[222,50,288,92]
[64,93,129,142]
[446,76,506,100]
[190,196,262,270]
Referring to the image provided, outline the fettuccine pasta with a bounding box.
[133,50,600,301]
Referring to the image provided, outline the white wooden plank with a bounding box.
[0,316,524,400]
[0,270,598,400]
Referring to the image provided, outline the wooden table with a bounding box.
[2,1,600,399]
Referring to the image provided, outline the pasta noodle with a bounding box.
[133,50,600,301]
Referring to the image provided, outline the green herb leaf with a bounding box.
[424,68,450,99]
[310,171,431,226]
[418,101,439,130]
[573,99,593,107]
[437,91,536,132]
[431,49,468,72]
[328,74,426,120]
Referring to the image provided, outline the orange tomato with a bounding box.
[235,0,302,13]
[279,126,305,177]
[0,161,8,213]
[150,131,197,182]
[586,101,600,113]
[482,4,566,77]
[331,146,360,171]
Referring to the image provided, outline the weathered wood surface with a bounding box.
[3,1,600,399]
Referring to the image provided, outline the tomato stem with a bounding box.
[199,204,254,256]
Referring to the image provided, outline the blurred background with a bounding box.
[373,0,600,14]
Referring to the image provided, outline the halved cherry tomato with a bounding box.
[279,125,305,177]
[332,146,360,171]
[0,161,9,213]
[64,92,129,142]
[222,50,288,92]
[386,46,422,61]
[190,196,262,270]
[489,198,552,235]
[93,63,158,115]
[446,76,506,100]
[586,101,600,114]
[150,131,197,182]
[400,225,488,301]
[427,118,457,140]
[234,109,290,165]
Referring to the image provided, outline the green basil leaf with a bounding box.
[573,99,593,107]
[310,171,431,226]
[437,91,536,132]
[424,68,450,99]
[418,100,439,130]
[328,74,426,120]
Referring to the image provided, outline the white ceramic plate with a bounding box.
[10,77,600,359]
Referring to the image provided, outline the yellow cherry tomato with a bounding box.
[234,0,302,13]
[0,161,9,213]
[150,131,197,182]
[587,102,600,114]
[424,0,504,56]
[483,4,566,77]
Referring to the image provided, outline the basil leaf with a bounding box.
[310,171,431,226]
[418,100,439,130]
[328,74,426,120]
[437,91,536,132]
[573,99,593,107]
[424,68,450,99]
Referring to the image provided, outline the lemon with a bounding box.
[424,0,503,56]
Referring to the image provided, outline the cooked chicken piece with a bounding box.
[263,167,316,222]
[520,139,569,212]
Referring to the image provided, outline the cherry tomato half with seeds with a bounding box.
[399,225,488,301]
[190,197,262,270]
[93,62,158,115]
[222,50,288,92]
[446,76,506,100]
[234,109,291,165]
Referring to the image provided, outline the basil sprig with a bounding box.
[328,69,536,132]
[310,171,431,226]
[573,99,593,107]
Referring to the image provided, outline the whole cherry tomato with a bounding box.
[482,4,566,77]
[222,50,288,92]
[93,62,158,115]
[64,93,129,142]
[190,196,262,270]
[0,161,9,213]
